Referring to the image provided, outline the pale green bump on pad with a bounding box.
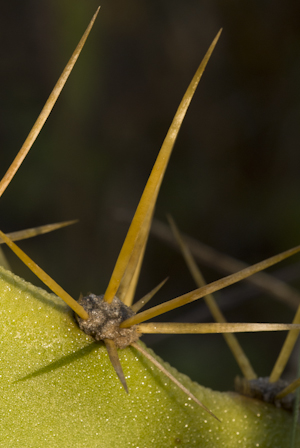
[0,265,298,447]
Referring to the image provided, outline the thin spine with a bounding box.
[168,215,256,379]
[103,29,222,304]
[151,219,300,309]
[0,229,89,319]
[276,377,300,400]
[1,220,78,244]
[118,208,153,306]
[0,220,77,272]
[121,244,300,328]
[269,306,300,382]
[131,341,220,421]
[104,339,128,393]
[136,322,300,334]
[0,7,100,199]
[131,278,169,313]
[122,247,146,307]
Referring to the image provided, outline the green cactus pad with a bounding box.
[0,266,298,447]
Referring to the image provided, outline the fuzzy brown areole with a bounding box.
[75,294,140,349]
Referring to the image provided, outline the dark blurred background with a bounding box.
[1,0,300,391]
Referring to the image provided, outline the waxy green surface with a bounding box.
[0,266,298,447]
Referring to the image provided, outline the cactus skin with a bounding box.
[0,265,298,448]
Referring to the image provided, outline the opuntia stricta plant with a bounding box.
[1,8,300,448]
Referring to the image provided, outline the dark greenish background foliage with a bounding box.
[1,0,300,392]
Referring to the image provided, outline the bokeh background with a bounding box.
[1,0,300,391]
